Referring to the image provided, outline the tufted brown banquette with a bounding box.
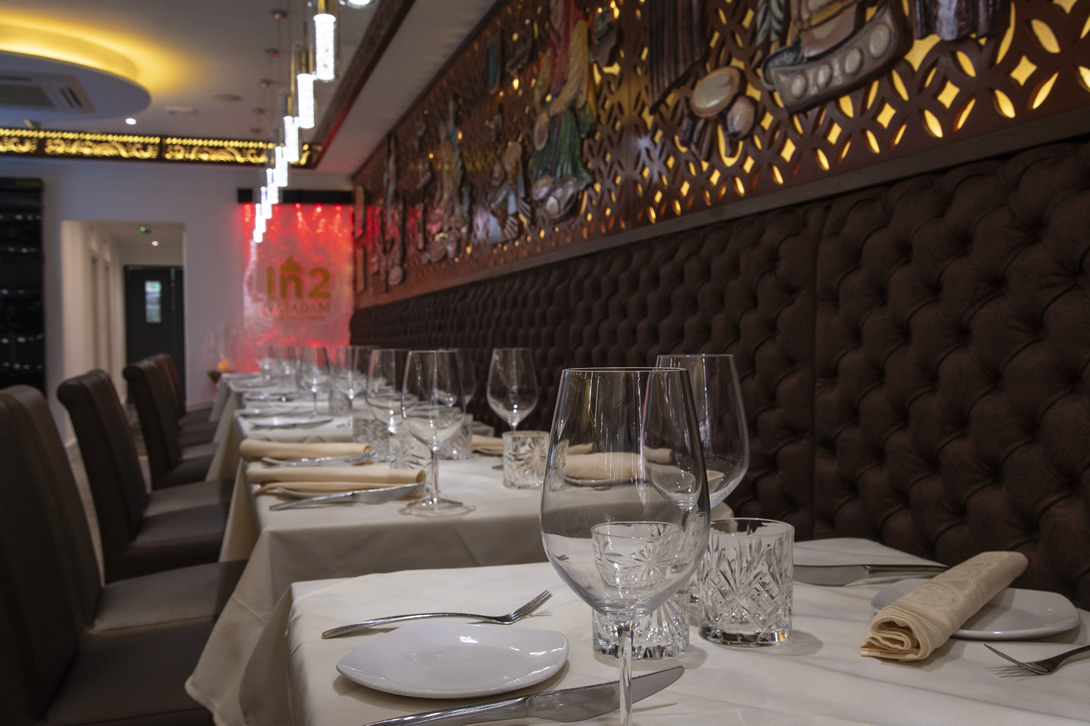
[352,140,1090,609]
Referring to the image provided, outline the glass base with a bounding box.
[699,624,790,646]
[406,496,464,511]
[592,590,690,659]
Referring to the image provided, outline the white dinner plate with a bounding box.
[336,621,568,698]
[248,415,332,428]
[243,389,298,402]
[871,579,1080,640]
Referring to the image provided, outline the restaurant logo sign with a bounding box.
[264,256,332,319]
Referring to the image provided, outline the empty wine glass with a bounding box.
[279,344,301,386]
[257,344,279,383]
[454,349,477,408]
[365,349,409,436]
[540,368,710,726]
[332,345,370,421]
[402,350,465,511]
[656,354,749,508]
[486,348,538,430]
[297,345,329,416]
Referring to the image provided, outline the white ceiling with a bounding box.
[0,0,497,175]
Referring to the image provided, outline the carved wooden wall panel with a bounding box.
[353,0,1090,308]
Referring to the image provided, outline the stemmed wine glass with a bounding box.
[401,350,465,511]
[540,368,710,726]
[279,345,301,387]
[656,354,749,507]
[297,345,329,416]
[453,349,477,409]
[365,349,409,436]
[257,344,279,383]
[486,348,538,430]
[332,345,370,424]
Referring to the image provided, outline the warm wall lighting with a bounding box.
[314,3,336,81]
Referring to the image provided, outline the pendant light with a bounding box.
[314,0,336,81]
[284,114,300,163]
[266,168,280,205]
[274,145,289,187]
[296,41,315,129]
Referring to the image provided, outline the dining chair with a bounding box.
[124,358,215,489]
[57,370,231,581]
[0,391,221,726]
[151,353,218,445]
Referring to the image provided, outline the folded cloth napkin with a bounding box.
[250,465,425,495]
[472,435,504,455]
[239,439,372,462]
[861,551,1029,661]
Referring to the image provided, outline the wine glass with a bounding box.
[279,344,301,386]
[486,348,538,430]
[257,344,279,383]
[656,354,749,508]
[401,350,466,511]
[365,349,409,436]
[297,345,329,416]
[332,345,370,422]
[540,368,710,726]
[453,349,477,408]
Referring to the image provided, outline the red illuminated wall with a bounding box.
[240,203,353,368]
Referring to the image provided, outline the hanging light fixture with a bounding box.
[274,144,289,187]
[314,0,336,81]
[283,115,299,163]
[266,168,280,205]
[296,41,315,129]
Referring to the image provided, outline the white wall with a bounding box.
[0,155,350,438]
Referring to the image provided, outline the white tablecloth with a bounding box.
[187,456,547,726]
[236,538,1089,726]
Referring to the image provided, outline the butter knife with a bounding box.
[794,563,948,586]
[363,666,683,726]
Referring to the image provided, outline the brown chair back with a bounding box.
[124,358,183,488]
[0,394,82,725]
[0,386,101,627]
[153,352,187,419]
[57,370,148,581]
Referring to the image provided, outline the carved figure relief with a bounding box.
[383,134,405,286]
[761,0,908,113]
[647,0,708,108]
[909,0,1009,40]
[530,0,596,223]
[426,95,471,263]
[487,141,531,244]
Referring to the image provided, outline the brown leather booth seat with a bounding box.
[352,140,1090,609]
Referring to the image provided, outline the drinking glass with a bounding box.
[540,368,710,726]
[486,348,538,430]
[279,345,301,386]
[365,349,409,439]
[401,350,465,511]
[656,354,749,508]
[454,349,477,408]
[297,346,329,416]
[332,345,370,421]
[257,344,279,383]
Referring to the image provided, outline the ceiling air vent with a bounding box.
[0,72,94,113]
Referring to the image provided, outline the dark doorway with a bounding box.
[124,266,185,386]
[0,178,44,392]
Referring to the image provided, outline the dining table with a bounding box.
[185,409,549,726]
[233,537,1090,726]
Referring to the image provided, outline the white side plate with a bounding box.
[248,415,332,428]
[336,621,568,698]
[871,579,1080,640]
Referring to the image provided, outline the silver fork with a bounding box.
[321,590,552,639]
[985,644,1090,674]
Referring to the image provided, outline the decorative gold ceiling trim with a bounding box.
[0,127,280,165]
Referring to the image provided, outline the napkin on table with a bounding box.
[472,435,504,455]
[860,551,1028,661]
[249,465,425,496]
[239,439,372,462]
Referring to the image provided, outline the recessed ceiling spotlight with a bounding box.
[125,117,136,125]
[346,0,373,6]
[252,107,266,115]
[251,127,263,136]
[151,240,160,246]
[211,93,242,102]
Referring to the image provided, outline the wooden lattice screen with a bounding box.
[353,0,1090,306]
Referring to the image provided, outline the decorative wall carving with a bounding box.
[350,0,1090,308]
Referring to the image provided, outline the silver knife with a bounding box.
[363,666,684,726]
[268,482,424,510]
[794,563,948,586]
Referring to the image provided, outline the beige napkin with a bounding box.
[472,435,504,455]
[565,452,641,481]
[251,465,425,496]
[861,551,1028,661]
[239,439,372,462]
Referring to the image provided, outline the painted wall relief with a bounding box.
[352,0,1085,304]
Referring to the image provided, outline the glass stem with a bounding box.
[618,620,634,726]
[427,447,440,501]
[313,390,319,416]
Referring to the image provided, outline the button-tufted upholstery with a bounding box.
[352,140,1090,608]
